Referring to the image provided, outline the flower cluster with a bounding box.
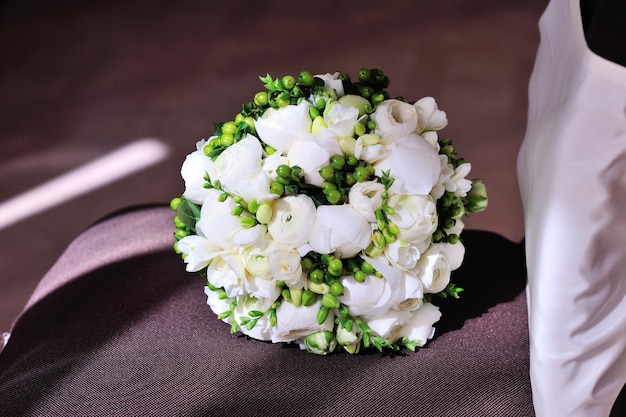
[172,68,487,354]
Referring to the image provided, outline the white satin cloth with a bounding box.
[518,1,626,416]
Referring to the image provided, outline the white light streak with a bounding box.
[0,138,170,230]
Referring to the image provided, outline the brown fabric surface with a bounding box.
[0,206,534,416]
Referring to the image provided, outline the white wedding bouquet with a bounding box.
[171,68,487,354]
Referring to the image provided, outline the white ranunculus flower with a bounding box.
[234,295,276,341]
[354,137,389,164]
[323,102,360,138]
[348,181,385,222]
[196,189,266,250]
[371,99,419,141]
[261,152,290,181]
[374,134,440,195]
[268,244,306,288]
[366,308,413,340]
[414,97,448,132]
[308,205,372,258]
[392,272,424,311]
[255,102,313,154]
[236,168,277,204]
[272,299,335,343]
[414,243,452,294]
[384,239,420,270]
[316,72,344,96]
[431,155,454,200]
[204,286,234,323]
[176,235,223,272]
[180,141,214,204]
[209,134,263,198]
[206,252,245,298]
[287,132,341,187]
[441,241,466,271]
[339,273,394,320]
[398,302,442,347]
[267,195,317,248]
[387,193,438,244]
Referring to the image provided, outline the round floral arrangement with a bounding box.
[171,68,487,355]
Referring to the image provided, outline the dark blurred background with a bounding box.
[0,0,545,332]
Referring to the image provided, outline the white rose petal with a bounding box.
[255,102,312,154]
[181,144,214,204]
[399,302,442,347]
[209,134,263,198]
[348,181,385,222]
[176,235,223,272]
[267,195,317,248]
[371,99,419,141]
[308,205,372,258]
[414,97,448,132]
[272,299,335,343]
[374,134,440,195]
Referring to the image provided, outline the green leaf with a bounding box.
[176,199,201,232]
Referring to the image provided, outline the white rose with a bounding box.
[374,134,440,195]
[209,134,263,198]
[316,72,344,96]
[414,97,448,132]
[271,299,335,343]
[387,193,438,244]
[287,132,341,187]
[398,302,442,347]
[414,243,452,294]
[267,195,317,249]
[176,235,222,272]
[255,102,312,154]
[196,189,266,250]
[366,308,413,340]
[348,181,385,222]
[204,286,234,323]
[371,99,419,141]
[234,295,276,341]
[308,205,372,258]
[181,143,214,204]
[268,245,306,288]
[323,102,360,138]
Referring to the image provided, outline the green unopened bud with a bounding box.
[231,205,244,216]
[359,133,381,146]
[337,94,371,117]
[308,280,330,294]
[302,290,316,306]
[338,136,356,155]
[466,179,488,213]
[240,216,257,229]
[316,307,331,326]
[382,227,397,243]
[256,202,273,224]
[343,343,361,354]
[336,320,362,346]
[290,287,303,307]
[304,330,336,355]
[170,197,182,211]
[372,230,386,248]
[247,199,259,214]
[312,115,328,134]
[322,293,340,309]
[281,288,291,302]
[308,105,320,120]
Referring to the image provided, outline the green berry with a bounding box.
[330,281,344,297]
[276,164,292,179]
[357,68,371,82]
[298,70,314,86]
[222,121,237,135]
[270,182,285,195]
[319,165,335,181]
[281,75,296,90]
[310,268,325,283]
[254,91,268,107]
[330,155,346,170]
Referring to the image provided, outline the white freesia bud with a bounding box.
[338,94,371,116]
[414,97,448,132]
[336,321,363,346]
[374,134,440,195]
[272,299,335,343]
[386,193,438,245]
[348,181,385,222]
[371,99,419,141]
[308,205,372,258]
[206,253,245,298]
[303,331,337,355]
[255,102,313,154]
[267,195,317,248]
[398,302,442,347]
[431,155,454,200]
[445,162,473,197]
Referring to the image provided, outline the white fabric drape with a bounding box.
[518,1,626,416]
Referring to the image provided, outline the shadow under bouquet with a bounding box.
[171,68,487,355]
